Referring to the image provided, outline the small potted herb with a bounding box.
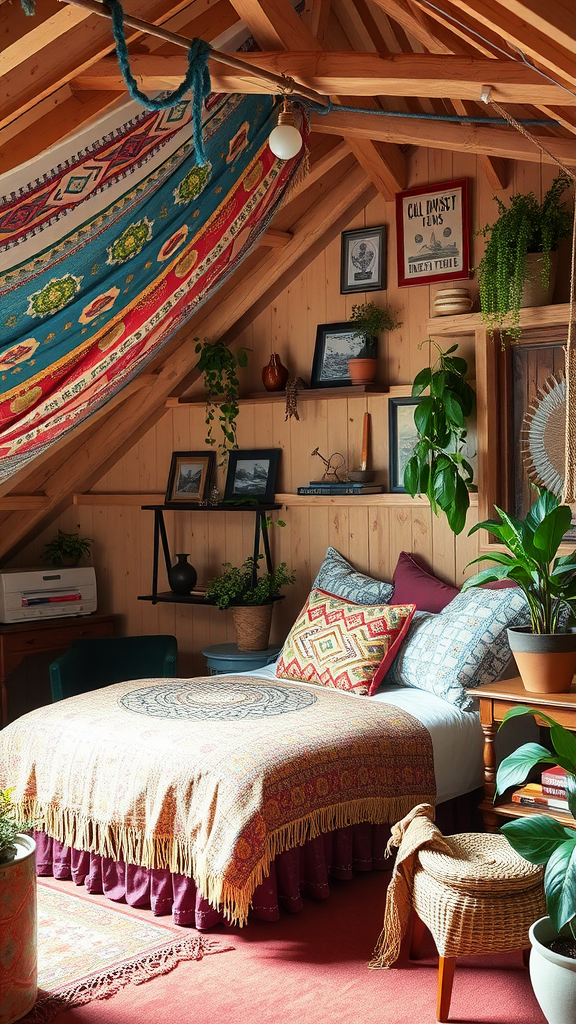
[206,555,295,651]
[195,338,249,463]
[42,529,92,567]
[348,303,402,384]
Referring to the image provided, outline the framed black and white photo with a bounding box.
[310,322,365,388]
[395,178,470,288]
[340,225,386,294]
[388,397,422,492]
[224,449,281,504]
[165,451,215,504]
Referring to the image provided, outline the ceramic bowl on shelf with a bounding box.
[433,288,473,316]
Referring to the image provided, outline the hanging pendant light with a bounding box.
[269,98,303,160]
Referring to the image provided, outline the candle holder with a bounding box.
[348,469,375,483]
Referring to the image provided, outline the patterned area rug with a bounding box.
[24,882,233,1022]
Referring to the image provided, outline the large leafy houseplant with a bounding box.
[477,173,572,342]
[403,341,475,536]
[195,339,249,463]
[495,707,576,947]
[462,489,576,634]
[205,555,296,609]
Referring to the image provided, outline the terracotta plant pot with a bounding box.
[508,626,576,693]
[231,603,273,651]
[520,251,558,309]
[348,358,377,385]
[0,834,37,1024]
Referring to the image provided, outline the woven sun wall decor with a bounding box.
[521,372,566,499]
[0,93,307,484]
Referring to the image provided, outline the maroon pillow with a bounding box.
[392,551,460,613]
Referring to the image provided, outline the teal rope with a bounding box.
[107,0,212,166]
[20,0,35,12]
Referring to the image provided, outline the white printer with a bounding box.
[0,567,97,623]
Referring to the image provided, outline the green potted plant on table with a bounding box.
[195,338,249,463]
[206,555,296,651]
[403,341,476,536]
[477,173,572,342]
[495,709,576,1023]
[0,788,38,1024]
[463,488,576,693]
[348,303,402,384]
[42,529,92,567]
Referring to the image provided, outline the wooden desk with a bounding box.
[471,675,576,832]
[0,614,115,728]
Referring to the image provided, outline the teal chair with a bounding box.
[50,635,178,701]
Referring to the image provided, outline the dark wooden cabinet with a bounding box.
[0,613,115,727]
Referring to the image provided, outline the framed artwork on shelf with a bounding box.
[165,451,215,504]
[310,322,365,388]
[223,449,281,504]
[340,225,386,294]
[388,397,422,492]
[395,178,470,288]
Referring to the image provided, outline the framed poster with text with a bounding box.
[395,178,470,288]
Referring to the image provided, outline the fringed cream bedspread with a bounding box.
[0,675,435,925]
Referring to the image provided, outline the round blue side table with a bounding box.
[202,643,282,676]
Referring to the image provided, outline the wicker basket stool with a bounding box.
[410,833,546,1022]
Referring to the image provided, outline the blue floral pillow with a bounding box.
[312,547,394,605]
[385,588,529,711]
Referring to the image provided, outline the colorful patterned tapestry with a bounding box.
[0,93,306,482]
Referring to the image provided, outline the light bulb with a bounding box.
[268,98,303,160]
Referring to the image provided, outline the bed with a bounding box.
[0,662,484,928]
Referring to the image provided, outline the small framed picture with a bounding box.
[388,397,422,492]
[311,322,365,389]
[395,178,470,288]
[340,226,386,294]
[224,449,281,504]
[165,451,215,504]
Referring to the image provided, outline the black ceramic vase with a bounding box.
[168,553,197,595]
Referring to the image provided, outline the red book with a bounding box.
[541,765,568,795]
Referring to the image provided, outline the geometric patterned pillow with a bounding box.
[386,588,529,711]
[312,547,394,605]
[275,589,415,696]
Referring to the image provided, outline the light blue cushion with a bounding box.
[312,546,394,605]
[386,588,529,711]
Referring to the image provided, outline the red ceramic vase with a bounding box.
[262,354,289,391]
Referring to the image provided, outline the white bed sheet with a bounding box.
[229,663,484,805]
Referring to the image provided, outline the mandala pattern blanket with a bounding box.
[0,675,435,925]
[0,93,306,482]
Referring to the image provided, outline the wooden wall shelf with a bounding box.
[74,491,479,509]
[426,302,571,337]
[166,384,389,408]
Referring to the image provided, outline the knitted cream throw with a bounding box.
[0,676,435,925]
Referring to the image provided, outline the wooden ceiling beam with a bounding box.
[74,52,576,105]
[302,0,332,48]
[0,0,91,77]
[0,161,372,559]
[311,107,576,167]
[370,0,472,54]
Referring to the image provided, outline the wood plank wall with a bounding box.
[12,147,563,676]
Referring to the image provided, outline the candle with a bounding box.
[360,412,370,471]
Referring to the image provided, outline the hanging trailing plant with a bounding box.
[477,173,572,342]
[403,341,475,536]
[195,339,249,463]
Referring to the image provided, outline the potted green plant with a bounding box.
[0,788,38,1023]
[348,303,402,384]
[403,341,476,535]
[42,529,92,567]
[463,488,576,693]
[195,338,249,463]
[495,709,576,1023]
[205,555,296,651]
[477,173,572,342]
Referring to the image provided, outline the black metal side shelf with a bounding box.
[138,503,283,606]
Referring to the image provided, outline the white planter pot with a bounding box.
[529,916,576,1024]
[0,834,37,1024]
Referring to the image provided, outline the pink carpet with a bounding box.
[38,870,545,1024]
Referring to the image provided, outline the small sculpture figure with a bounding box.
[311,447,347,482]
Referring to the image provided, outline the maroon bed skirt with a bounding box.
[35,790,483,929]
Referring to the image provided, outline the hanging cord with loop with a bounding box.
[480,90,576,503]
[107,0,211,166]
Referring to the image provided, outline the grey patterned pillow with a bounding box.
[312,547,394,605]
[386,588,529,711]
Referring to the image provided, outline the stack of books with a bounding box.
[511,765,569,811]
[297,481,383,496]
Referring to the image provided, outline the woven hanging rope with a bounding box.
[487,96,576,502]
[107,0,212,166]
